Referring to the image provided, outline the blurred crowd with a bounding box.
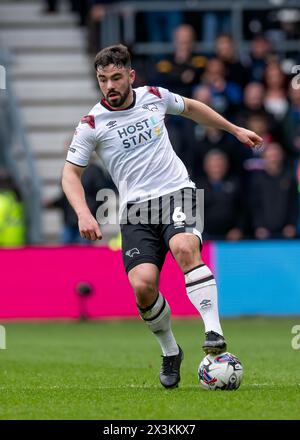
[37,2,300,242]
[142,28,300,241]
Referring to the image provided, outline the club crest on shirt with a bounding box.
[142,103,158,112]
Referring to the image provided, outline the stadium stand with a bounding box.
[0,0,300,242]
[0,1,102,242]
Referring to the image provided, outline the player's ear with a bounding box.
[129,69,136,85]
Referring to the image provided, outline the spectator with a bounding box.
[288,85,300,155]
[237,82,277,137]
[172,84,213,174]
[151,23,206,162]
[215,34,249,88]
[242,112,274,172]
[249,142,298,239]
[196,150,245,241]
[243,82,266,112]
[0,169,26,247]
[246,112,273,145]
[266,83,300,166]
[249,110,275,141]
[191,126,246,181]
[245,34,272,83]
[87,1,109,54]
[263,61,289,121]
[149,24,206,97]
[179,85,245,178]
[201,58,242,117]
[263,61,300,161]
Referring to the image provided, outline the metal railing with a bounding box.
[0,50,42,244]
[101,0,300,55]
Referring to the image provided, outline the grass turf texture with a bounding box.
[0,318,299,420]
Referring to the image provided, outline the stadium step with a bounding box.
[41,182,64,201]
[0,2,77,28]
[0,29,86,53]
[28,132,75,157]
[35,157,65,182]
[42,209,63,238]
[23,105,93,131]
[12,53,93,79]
[0,0,120,244]
[14,79,99,105]
[42,197,119,244]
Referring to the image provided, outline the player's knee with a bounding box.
[130,277,157,298]
[172,242,195,263]
[172,241,199,271]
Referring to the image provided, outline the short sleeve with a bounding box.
[159,87,185,115]
[66,116,96,167]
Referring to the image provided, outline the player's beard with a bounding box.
[106,84,131,108]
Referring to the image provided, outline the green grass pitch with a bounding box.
[0,318,299,420]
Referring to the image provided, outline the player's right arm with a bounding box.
[62,113,102,241]
[62,162,102,241]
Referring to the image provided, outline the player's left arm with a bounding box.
[182,97,263,149]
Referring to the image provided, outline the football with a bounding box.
[198,352,243,390]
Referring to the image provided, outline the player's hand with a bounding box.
[234,126,264,151]
[78,211,102,241]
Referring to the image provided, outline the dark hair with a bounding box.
[94,44,131,71]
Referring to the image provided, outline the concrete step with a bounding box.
[40,186,119,242]
[0,2,76,28]
[41,202,119,242]
[23,105,93,130]
[14,79,99,104]
[35,157,65,182]
[28,132,74,157]
[12,53,93,78]
[0,29,86,52]
[42,222,119,244]
[42,209,63,237]
[41,182,63,201]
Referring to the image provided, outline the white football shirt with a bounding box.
[66,86,195,216]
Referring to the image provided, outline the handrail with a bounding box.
[0,49,42,244]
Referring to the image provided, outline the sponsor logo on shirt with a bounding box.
[116,117,161,149]
[106,120,117,129]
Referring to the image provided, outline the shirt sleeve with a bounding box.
[66,116,96,167]
[159,87,185,115]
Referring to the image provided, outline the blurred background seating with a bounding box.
[0,0,300,245]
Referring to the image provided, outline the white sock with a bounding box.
[185,264,223,335]
[138,293,179,356]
